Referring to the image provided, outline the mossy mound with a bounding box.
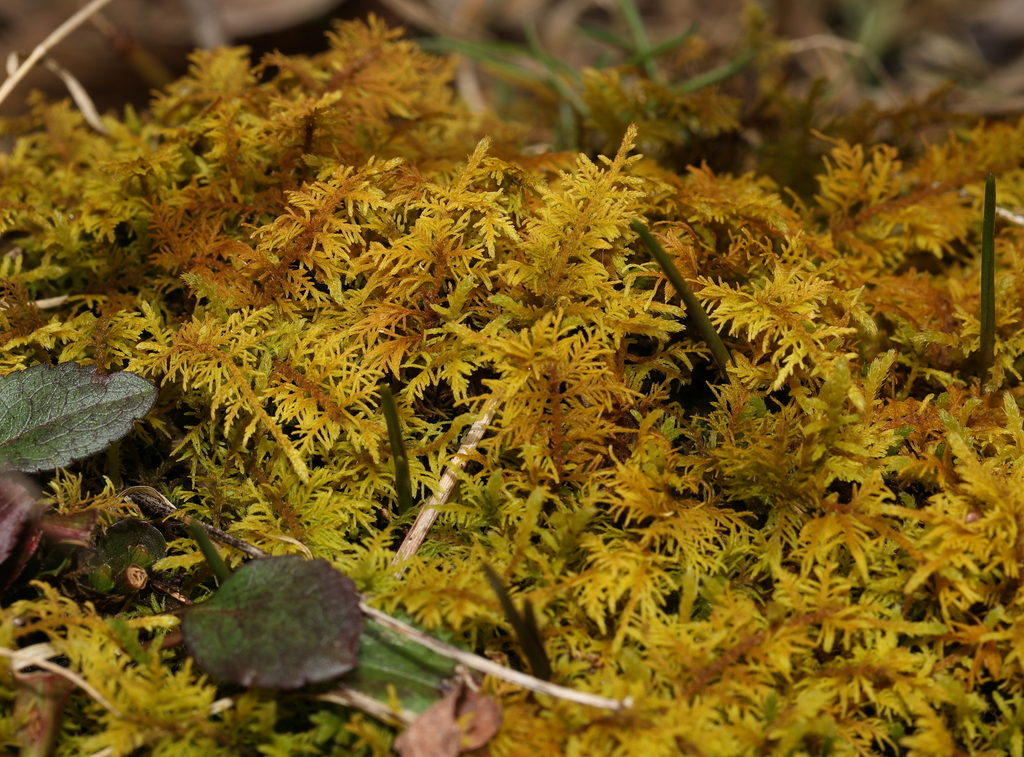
[5,15,1024,757]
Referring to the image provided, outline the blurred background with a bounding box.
[2,0,1023,124]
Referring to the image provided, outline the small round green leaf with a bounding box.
[182,555,362,689]
[97,518,167,572]
[0,363,157,473]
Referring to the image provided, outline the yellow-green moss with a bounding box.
[5,14,1024,757]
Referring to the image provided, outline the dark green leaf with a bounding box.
[631,219,733,378]
[86,518,167,595]
[579,24,633,53]
[676,49,756,94]
[343,617,458,714]
[97,518,167,573]
[0,363,157,473]
[182,555,362,689]
[616,0,657,79]
[84,564,116,594]
[625,23,698,66]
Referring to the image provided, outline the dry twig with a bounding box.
[120,486,269,560]
[359,602,632,711]
[0,0,117,110]
[392,395,502,569]
[3,54,108,134]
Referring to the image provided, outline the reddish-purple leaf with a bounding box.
[0,476,42,593]
[39,510,98,548]
[13,668,74,757]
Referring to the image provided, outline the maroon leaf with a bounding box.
[13,668,74,757]
[38,510,98,547]
[0,476,43,593]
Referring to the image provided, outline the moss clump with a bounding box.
[5,14,1024,757]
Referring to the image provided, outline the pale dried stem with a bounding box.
[180,0,227,48]
[5,51,108,134]
[392,395,501,570]
[996,206,1024,226]
[0,0,117,110]
[359,602,632,711]
[34,295,70,309]
[375,0,454,36]
[115,400,629,714]
[39,57,108,134]
[0,294,69,310]
[316,688,417,726]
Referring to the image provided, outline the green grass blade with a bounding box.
[631,219,732,378]
[980,172,996,388]
[615,0,658,80]
[625,23,698,67]
[418,36,535,60]
[420,36,577,101]
[522,21,588,115]
[579,23,633,52]
[677,49,755,94]
[418,37,551,86]
[380,384,413,517]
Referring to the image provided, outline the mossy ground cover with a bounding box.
[4,12,1024,757]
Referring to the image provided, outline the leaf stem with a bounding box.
[0,644,122,717]
[121,486,268,559]
[0,0,116,109]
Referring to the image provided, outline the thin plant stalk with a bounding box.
[380,385,413,517]
[625,23,697,67]
[482,563,552,681]
[980,172,996,388]
[631,219,732,378]
[392,395,501,568]
[358,602,630,711]
[188,519,231,583]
